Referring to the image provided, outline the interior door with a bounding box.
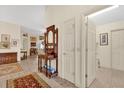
[62,19,75,83]
[112,30,124,87]
[112,30,124,71]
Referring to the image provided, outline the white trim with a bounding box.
[85,16,88,88]
[80,14,87,88]
[61,15,87,88]
[111,29,124,32]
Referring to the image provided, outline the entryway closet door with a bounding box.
[112,30,124,87]
[62,18,75,83]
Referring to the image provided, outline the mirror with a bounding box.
[55,33,56,44]
[48,31,53,44]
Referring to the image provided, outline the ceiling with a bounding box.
[0,5,46,31]
[89,5,124,26]
[0,5,109,34]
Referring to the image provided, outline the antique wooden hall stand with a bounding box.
[38,25,58,78]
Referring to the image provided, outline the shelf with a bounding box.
[39,67,58,78]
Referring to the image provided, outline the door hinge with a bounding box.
[85,74,88,78]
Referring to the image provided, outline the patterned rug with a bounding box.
[7,73,50,88]
[0,63,23,77]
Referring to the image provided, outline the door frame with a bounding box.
[61,15,88,87]
[84,16,88,88]
[85,16,97,88]
[61,17,76,84]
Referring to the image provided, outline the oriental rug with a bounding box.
[7,73,50,88]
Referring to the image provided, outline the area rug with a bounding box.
[0,63,23,77]
[7,73,50,88]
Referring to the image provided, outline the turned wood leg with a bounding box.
[38,57,39,71]
[41,57,42,72]
[56,58,58,73]
[49,59,51,78]
[45,57,48,77]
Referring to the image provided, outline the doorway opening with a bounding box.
[86,5,124,88]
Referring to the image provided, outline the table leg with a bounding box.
[49,59,51,78]
[45,57,47,76]
[38,57,39,71]
[41,57,42,72]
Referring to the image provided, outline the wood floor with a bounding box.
[0,56,77,88]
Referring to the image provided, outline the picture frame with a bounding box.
[30,36,37,42]
[31,42,36,47]
[100,33,108,46]
[11,39,18,47]
[0,42,10,49]
[39,36,45,40]
[1,34,10,42]
[23,33,28,37]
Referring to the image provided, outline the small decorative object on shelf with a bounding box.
[38,25,58,78]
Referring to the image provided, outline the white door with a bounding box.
[112,30,124,87]
[62,19,75,83]
[87,20,96,87]
[112,30,124,71]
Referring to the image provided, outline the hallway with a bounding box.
[90,67,124,88]
[0,56,76,88]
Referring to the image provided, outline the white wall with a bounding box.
[45,5,108,87]
[0,21,21,61]
[45,6,109,26]
[46,6,85,87]
[46,5,106,87]
[96,21,124,68]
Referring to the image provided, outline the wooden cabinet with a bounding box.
[0,52,17,65]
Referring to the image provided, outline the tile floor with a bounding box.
[0,56,76,88]
[89,67,124,88]
[1,56,124,88]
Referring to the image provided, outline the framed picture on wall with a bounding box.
[100,33,108,46]
[31,42,36,47]
[1,34,10,42]
[0,42,10,49]
[39,36,45,40]
[30,36,37,42]
[11,39,18,47]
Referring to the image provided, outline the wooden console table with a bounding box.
[0,52,17,65]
